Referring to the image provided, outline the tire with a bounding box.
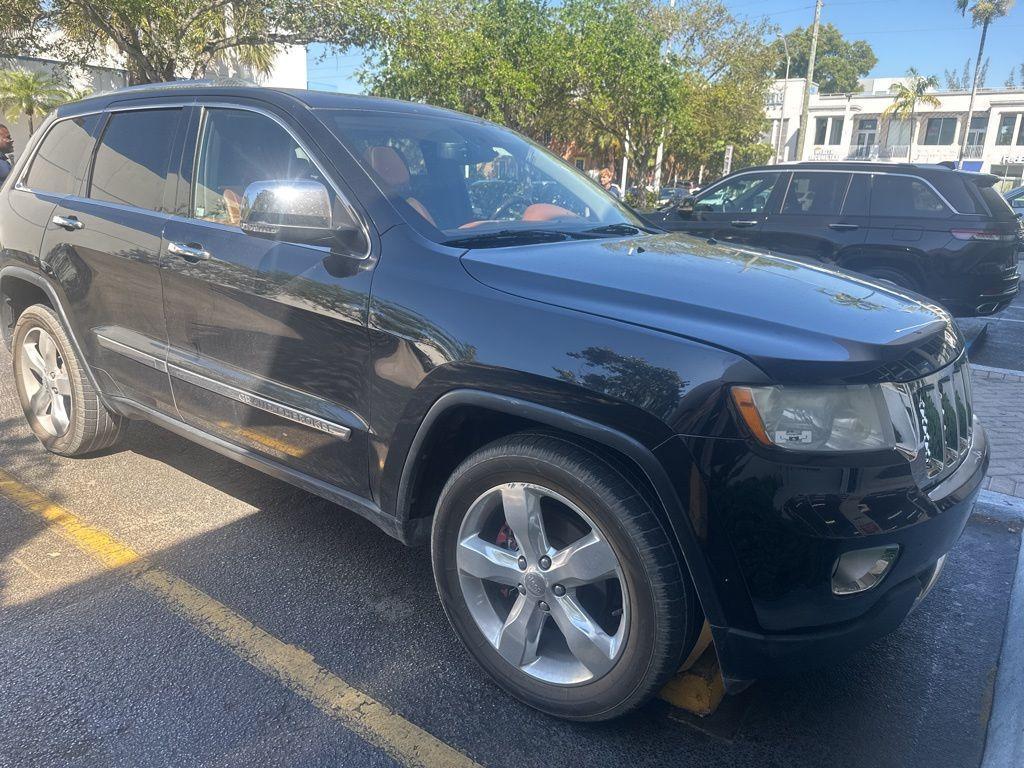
[12,304,125,456]
[860,266,921,293]
[431,432,702,721]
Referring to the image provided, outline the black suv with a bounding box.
[0,85,989,721]
[646,162,1020,317]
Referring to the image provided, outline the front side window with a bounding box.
[782,172,850,216]
[694,173,779,214]
[192,108,327,227]
[870,176,948,217]
[923,117,957,146]
[319,109,646,242]
[996,114,1018,146]
[24,115,100,196]
[89,109,181,211]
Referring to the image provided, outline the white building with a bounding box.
[1,45,308,151]
[765,77,1024,191]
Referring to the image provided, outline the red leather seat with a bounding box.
[366,146,436,226]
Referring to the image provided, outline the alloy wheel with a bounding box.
[18,327,73,437]
[455,482,629,685]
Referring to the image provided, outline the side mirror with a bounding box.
[240,179,358,246]
[677,195,696,215]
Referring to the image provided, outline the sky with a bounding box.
[306,0,1024,94]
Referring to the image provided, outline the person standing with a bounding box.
[0,125,14,184]
[599,167,621,199]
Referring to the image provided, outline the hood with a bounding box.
[460,232,962,383]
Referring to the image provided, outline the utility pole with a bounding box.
[795,0,824,161]
[776,35,791,163]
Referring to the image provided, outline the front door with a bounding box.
[39,106,185,415]
[654,170,784,247]
[160,103,375,497]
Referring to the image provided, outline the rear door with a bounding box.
[38,105,186,415]
[160,102,375,497]
[653,171,783,246]
[760,170,868,262]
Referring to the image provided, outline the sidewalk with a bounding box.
[971,366,1024,500]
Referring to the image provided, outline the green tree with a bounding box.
[770,23,877,94]
[0,69,72,134]
[956,1,1014,160]
[882,68,941,162]
[16,0,387,85]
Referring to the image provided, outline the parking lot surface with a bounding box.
[0,341,1020,768]
[960,286,1024,373]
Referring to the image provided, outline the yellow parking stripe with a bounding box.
[0,468,479,768]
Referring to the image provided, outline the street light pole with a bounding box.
[776,35,791,163]
[795,0,824,162]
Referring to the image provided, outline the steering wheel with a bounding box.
[491,194,532,220]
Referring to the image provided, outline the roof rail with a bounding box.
[87,78,259,99]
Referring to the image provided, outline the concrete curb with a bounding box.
[981,525,1024,768]
[971,364,1024,382]
[976,490,1024,522]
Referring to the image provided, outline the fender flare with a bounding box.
[1,265,110,403]
[395,388,726,625]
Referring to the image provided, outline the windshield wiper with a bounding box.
[443,229,576,248]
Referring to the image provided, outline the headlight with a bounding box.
[731,384,905,452]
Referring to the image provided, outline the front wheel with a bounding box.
[431,432,701,720]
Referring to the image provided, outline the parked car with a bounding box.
[0,84,988,721]
[645,162,1020,317]
[1005,184,1024,211]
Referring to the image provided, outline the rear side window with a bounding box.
[781,172,850,215]
[869,176,948,218]
[24,115,100,195]
[89,109,181,212]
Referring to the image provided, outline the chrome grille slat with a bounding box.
[906,360,973,484]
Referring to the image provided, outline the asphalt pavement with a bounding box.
[0,341,1021,767]
[959,284,1024,371]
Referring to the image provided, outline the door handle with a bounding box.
[730,220,759,228]
[167,241,212,262]
[828,223,860,231]
[52,215,84,231]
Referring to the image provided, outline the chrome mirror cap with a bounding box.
[240,179,333,238]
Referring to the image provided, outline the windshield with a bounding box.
[317,108,646,244]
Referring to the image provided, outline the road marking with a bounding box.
[0,468,479,768]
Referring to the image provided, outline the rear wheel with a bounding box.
[431,432,701,720]
[12,304,125,456]
[860,266,921,293]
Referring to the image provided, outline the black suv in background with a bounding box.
[0,85,989,721]
[646,162,1020,316]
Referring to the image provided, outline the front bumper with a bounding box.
[708,421,988,690]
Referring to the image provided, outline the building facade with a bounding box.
[766,77,1024,191]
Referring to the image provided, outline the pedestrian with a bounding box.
[0,125,13,184]
[599,167,621,199]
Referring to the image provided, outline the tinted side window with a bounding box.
[870,176,948,218]
[842,174,871,216]
[191,108,323,227]
[694,173,779,214]
[782,172,850,215]
[89,109,181,212]
[24,115,100,195]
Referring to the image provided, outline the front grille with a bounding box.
[907,361,973,484]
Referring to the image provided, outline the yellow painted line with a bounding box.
[0,468,479,768]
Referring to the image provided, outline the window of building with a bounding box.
[574,158,585,171]
[192,108,326,227]
[812,116,844,146]
[885,118,911,147]
[814,117,828,146]
[967,115,988,146]
[870,175,948,217]
[782,172,850,215]
[923,117,957,145]
[89,109,182,212]
[996,114,1018,146]
[693,172,780,214]
[23,115,100,196]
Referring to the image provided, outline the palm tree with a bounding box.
[883,69,941,162]
[956,0,1015,163]
[0,70,72,135]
